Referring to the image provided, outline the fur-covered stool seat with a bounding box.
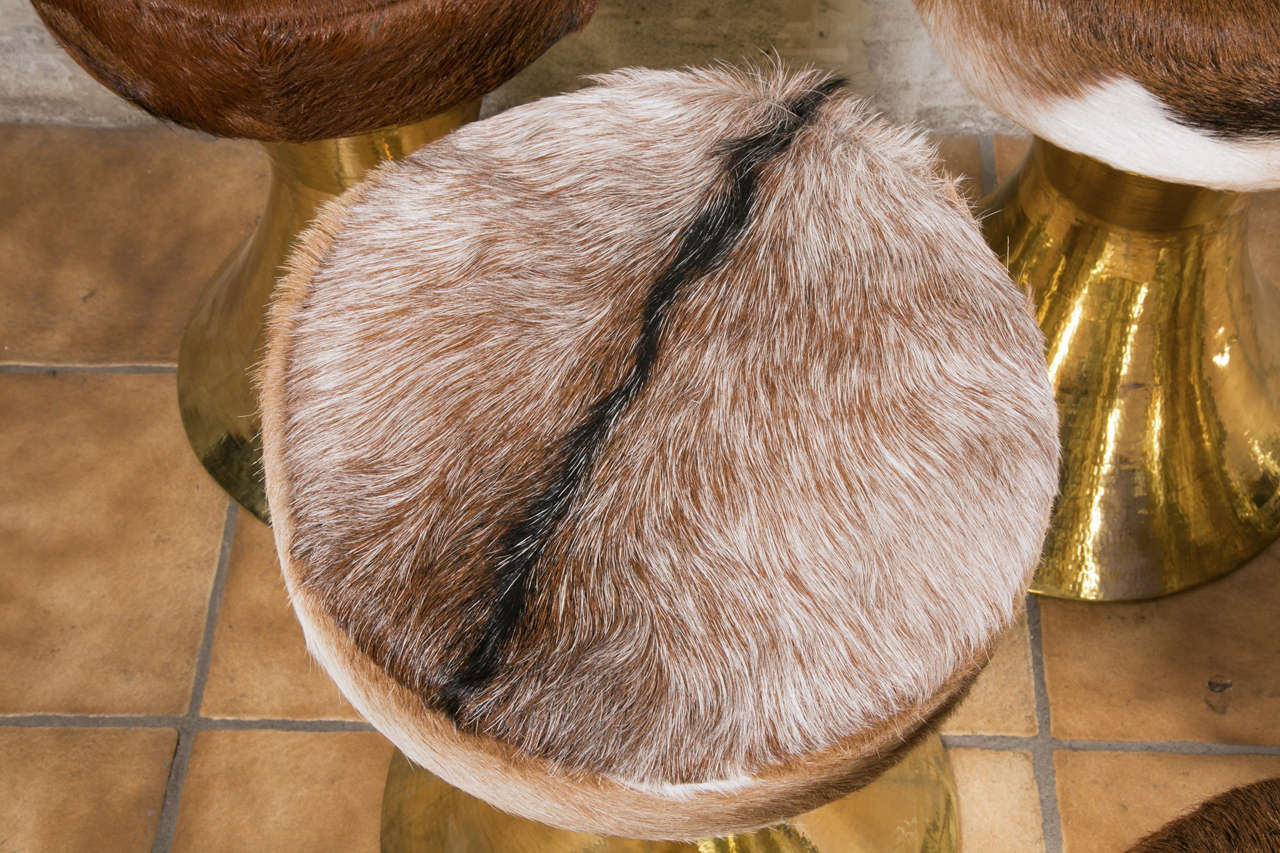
[1127,777,1280,852]
[916,0,1280,600]
[259,66,1060,840]
[31,0,596,141]
[31,0,597,518]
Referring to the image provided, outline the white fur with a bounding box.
[1006,78,1280,191]
[921,3,1280,190]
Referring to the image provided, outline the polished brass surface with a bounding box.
[177,103,479,520]
[380,733,957,852]
[984,138,1280,600]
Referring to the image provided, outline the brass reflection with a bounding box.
[381,733,957,852]
[176,103,480,520]
[984,138,1280,600]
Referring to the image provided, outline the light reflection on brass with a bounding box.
[176,103,480,520]
[984,138,1280,600]
[380,733,956,852]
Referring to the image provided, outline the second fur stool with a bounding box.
[259,66,1060,839]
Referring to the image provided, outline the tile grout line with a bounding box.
[1054,739,1280,756]
[939,733,1280,756]
[941,734,1036,751]
[186,501,239,719]
[149,499,238,853]
[0,714,375,732]
[198,717,375,732]
[978,134,998,196]
[0,363,177,374]
[1026,594,1065,853]
[6,712,1275,754]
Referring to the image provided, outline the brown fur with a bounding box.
[31,0,596,141]
[278,563,988,838]
[916,0,1280,139]
[1129,777,1280,852]
[259,65,1058,836]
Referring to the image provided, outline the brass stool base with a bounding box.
[380,733,957,852]
[176,105,479,521]
[984,138,1280,600]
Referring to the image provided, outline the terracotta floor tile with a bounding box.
[1055,750,1280,853]
[0,373,227,714]
[172,730,393,853]
[992,134,1032,182]
[1040,542,1280,744]
[940,611,1037,737]
[202,514,360,720]
[949,748,1044,853]
[0,124,266,365]
[929,133,984,204]
[0,727,176,851]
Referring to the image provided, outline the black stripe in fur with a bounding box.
[439,76,847,720]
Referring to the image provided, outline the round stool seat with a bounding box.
[31,0,595,140]
[916,0,1280,190]
[1128,777,1280,852]
[260,66,1059,838]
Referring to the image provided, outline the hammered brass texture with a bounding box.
[380,733,957,852]
[984,138,1280,600]
[176,103,479,520]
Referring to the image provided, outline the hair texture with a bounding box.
[259,64,1059,837]
[915,0,1280,189]
[30,0,596,141]
[1128,777,1280,852]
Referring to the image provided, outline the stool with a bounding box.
[915,0,1280,600]
[380,734,959,851]
[31,0,597,519]
[258,65,1059,842]
[1128,777,1280,852]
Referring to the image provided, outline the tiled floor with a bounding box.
[1,124,1278,853]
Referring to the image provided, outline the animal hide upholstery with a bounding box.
[259,65,1060,838]
[1128,777,1280,852]
[915,0,1280,190]
[30,0,596,141]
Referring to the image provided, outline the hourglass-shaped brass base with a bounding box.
[983,138,1280,600]
[380,733,957,852]
[176,104,479,521]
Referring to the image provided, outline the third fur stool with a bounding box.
[915,0,1280,600]
[258,66,1060,843]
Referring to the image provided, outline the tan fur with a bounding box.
[32,0,596,141]
[263,180,989,839]
[260,65,1059,837]
[1128,777,1280,852]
